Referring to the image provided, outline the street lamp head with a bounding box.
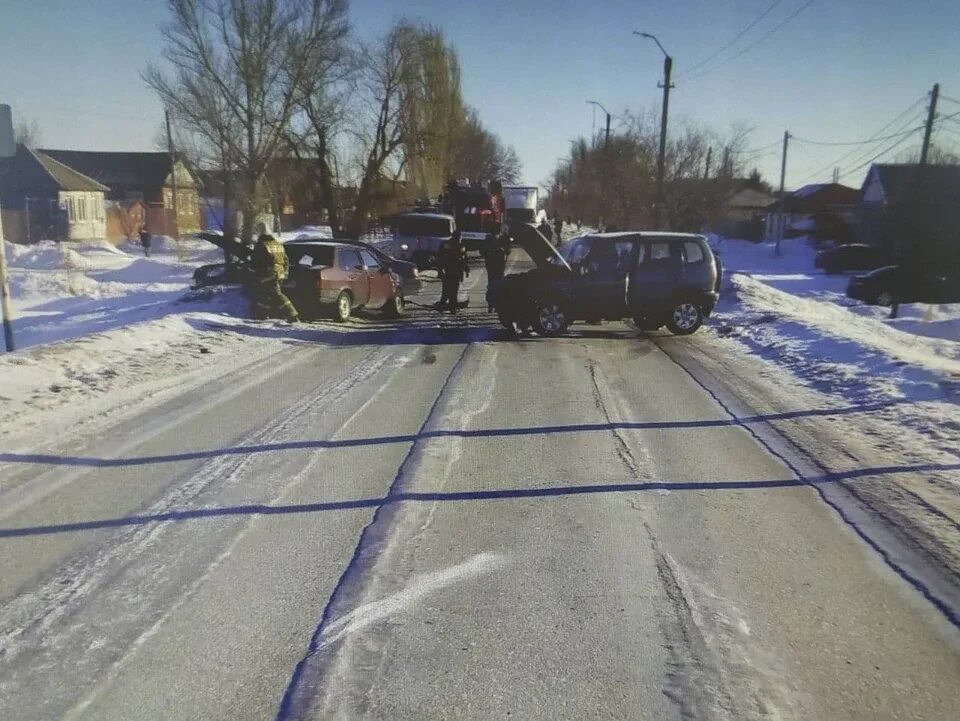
[634,30,669,59]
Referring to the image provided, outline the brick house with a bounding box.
[40,150,201,237]
[0,143,108,243]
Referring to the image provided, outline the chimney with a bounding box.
[0,104,14,158]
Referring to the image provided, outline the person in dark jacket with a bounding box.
[250,234,299,322]
[437,230,469,313]
[553,216,563,245]
[139,226,152,257]
[482,232,510,312]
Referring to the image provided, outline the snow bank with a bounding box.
[712,237,960,346]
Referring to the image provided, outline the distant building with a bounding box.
[0,144,108,243]
[764,183,859,242]
[859,163,960,269]
[40,149,201,237]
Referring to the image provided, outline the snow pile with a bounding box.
[3,239,221,350]
[707,236,959,425]
[712,237,960,345]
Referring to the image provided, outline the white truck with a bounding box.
[503,186,539,226]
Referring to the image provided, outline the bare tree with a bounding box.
[145,0,350,241]
[450,106,521,185]
[343,23,421,237]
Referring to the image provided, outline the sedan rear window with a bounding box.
[286,245,334,267]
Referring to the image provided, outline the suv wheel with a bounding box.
[534,301,568,336]
[666,302,703,335]
[334,291,352,323]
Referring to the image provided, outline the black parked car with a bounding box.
[846,265,960,307]
[815,243,885,274]
[493,225,720,336]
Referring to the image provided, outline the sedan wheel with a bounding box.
[666,302,703,335]
[334,291,352,323]
[384,292,404,318]
[875,291,894,307]
[534,302,568,336]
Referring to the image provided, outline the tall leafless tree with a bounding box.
[145,0,350,241]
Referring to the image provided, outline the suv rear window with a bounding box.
[684,241,705,264]
[397,216,452,237]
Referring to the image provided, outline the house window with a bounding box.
[77,196,86,221]
[66,197,75,221]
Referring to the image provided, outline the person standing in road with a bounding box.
[250,234,299,323]
[553,216,563,246]
[437,230,469,314]
[139,226,152,257]
[482,231,510,312]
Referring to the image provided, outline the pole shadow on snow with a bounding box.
[0,400,908,469]
[1,461,958,539]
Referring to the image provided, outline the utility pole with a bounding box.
[920,82,939,166]
[605,112,611,149]
[775,130,790,256]
[655,54,673,228]
[165,110,181,241]
[635,31,673,229]
[704,147,712,179]
[0,202,15,351]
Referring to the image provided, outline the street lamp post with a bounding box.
[634,31,673,229]
[586,100,611,148]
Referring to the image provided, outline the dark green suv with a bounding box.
[493,226,721,336]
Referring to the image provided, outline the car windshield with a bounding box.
[5,4,960,721]
[397,216,452,237]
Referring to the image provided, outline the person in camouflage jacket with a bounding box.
[250,234,299,322]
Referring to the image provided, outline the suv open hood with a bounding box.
[512,222,571,272]
[197,231,253,264]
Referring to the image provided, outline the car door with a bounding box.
[580,239,637,318]
[631,238,683,311]
[338,248,370,306]
[360,249,392,308]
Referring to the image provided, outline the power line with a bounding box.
[678,0,787,78]
[737,139,783,156]
[792,96,927,185]
[837,128,923,181]
[791,127,924,146]
[940,93,960,106]
[686,1,816,81]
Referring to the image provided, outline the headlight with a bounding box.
[400,243,409,252]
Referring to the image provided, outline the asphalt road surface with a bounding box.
[2,255,959,721]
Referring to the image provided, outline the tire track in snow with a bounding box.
[0,347,401,718]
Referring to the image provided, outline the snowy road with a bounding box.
[1,257,959,721]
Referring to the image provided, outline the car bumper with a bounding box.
[460,231,489,250]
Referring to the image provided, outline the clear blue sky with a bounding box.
[2,0,958,190]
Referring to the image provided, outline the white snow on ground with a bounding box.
[705,234,959,457]
[0,239,290,449]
